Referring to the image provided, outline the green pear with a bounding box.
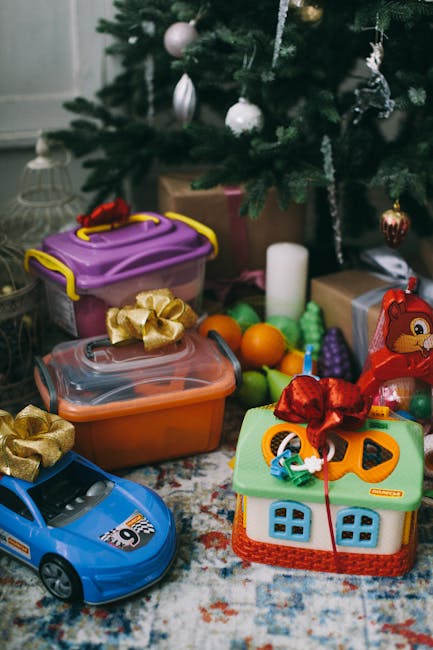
[262,365,292,403]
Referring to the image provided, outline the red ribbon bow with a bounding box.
[274,375,372,450]
[77,197,130,228]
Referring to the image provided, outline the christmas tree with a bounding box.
[52,0,433,260]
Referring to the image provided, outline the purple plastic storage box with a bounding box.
[25,211,217,338]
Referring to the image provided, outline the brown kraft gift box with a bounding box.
[158,173,306,280]
[310,270,392,368]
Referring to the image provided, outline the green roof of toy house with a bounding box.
[232,405,424,511]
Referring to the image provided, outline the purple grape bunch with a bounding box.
[318,326,354,381]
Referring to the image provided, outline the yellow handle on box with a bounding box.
[164,211,218,259]
[75,213,161,241]
[24,249,80,301]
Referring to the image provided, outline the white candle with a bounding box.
[265,242,309,321]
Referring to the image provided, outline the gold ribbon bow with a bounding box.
[106,288,198,351]
[0,405,75,482]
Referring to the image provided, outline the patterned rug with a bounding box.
[2,398,433,650]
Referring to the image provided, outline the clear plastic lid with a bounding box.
[36,330,238,409]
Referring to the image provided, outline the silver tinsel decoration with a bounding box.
[321,135,343,266]
[272,0,290,67]
[142,21,156,124]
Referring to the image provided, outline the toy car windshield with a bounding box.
[28,460,114,527]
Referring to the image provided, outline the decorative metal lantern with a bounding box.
[0,131,84,249]
[0,235,43,412]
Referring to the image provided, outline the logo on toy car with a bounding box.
[100,511,155,551]
[0,528,30,558]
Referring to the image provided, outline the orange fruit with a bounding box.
[198,313,243,351]
[277,349,318,376]
[239,322,286,368]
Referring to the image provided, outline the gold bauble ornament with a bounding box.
[298,4,324,23]
[380,200,411,248]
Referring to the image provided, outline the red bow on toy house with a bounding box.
[274,375,371,451]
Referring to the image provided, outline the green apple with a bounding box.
[236,370,269,408]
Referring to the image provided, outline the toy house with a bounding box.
[232,404,424,576]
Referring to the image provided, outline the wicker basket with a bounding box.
[0,234,43,412]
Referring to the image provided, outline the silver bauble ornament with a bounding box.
[163,20,198,58]
[173,73,197,124]
[225,97,264,135]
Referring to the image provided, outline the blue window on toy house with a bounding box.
[336,507,379,548]
[269,501,311,542]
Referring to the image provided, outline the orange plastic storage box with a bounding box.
[34,331,240,471]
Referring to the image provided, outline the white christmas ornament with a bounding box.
[225,97,264,135]
[164,20,198,58]
[173,73,197,124]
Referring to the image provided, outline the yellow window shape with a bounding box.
[324,429,400,483]
[261,422,399,484]
[261,423,328,473]
[261,422,349,480]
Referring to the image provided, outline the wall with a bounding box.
[0,0,115,209]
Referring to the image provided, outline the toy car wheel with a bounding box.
[39,554,83,602]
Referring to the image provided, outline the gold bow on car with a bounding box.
[106,288,198,351]
[0,405,75,482]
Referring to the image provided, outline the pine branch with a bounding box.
[51,0,433,240]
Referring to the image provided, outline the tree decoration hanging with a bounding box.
[272,0,291,68]
[380,200,411,248]
[298,4,324,23]
[321,135,343,266]
[225,47,264,135]
[352,23,395,125]
[225,97,264,135]
[163,17,199,125]
[142,21,156,125]
[173,73,197,125]
[163,20,198,58]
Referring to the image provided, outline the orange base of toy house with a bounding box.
[231,497,418,577]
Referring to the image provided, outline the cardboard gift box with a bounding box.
[158,173,306,280]
[310,269,391,370]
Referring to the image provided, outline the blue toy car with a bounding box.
[0,451,177,604]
